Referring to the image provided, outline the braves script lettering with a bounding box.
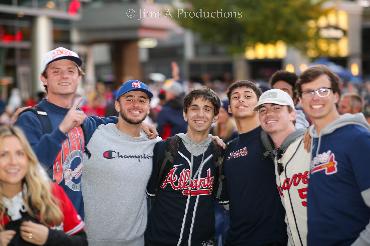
[278,171,309,207]
[161,167,214,196]
[227,147,248,160]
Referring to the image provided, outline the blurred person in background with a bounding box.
[157,80,187,139]
[6,88,22,114]
[81,81,108,117]
[338,92,364,114]
[211,99,238,143]
[149,89,166,123]
[270,70,309,129]
[210,100,236,245]
[0,126,87,246]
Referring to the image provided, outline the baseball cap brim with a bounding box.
[254,100,292,111]
[131,88,153,98]
[46,56,82,68]
[116,88,153,100]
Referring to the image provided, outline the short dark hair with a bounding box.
[227,80,262,101]
[297,65,341,97]
[183,88,221,116]
[270,70,298,88]
[270,70,298,99]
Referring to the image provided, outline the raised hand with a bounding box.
[59,98,87,134]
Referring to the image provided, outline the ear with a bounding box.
[114,100,120,112]
[299,97,302,105]
[228,104,232,114]
[289,108,297,122]
[213,115,219,123]
[183,111,187,122]
[334,92,339,104]
[40,74,47,87]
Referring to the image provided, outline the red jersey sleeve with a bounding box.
[51,183,85,235]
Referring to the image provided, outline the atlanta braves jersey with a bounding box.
[274,135,310,246]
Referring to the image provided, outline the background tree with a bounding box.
[172,0,328,54]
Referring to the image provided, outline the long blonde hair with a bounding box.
[0,126,63,227]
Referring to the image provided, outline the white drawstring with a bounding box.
[176,151,213,246]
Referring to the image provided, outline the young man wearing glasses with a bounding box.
[297,65,370,245]
[222,81,287,245]
[255,89,310,246]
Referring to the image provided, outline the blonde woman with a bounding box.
[0,126,87,246]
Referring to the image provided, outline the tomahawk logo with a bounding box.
[132,81,141,88]
[311,151,338,175]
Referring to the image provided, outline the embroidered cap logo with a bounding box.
[132,81,141,89]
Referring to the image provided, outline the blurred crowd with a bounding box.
[2,46,370,246]
[2,63,369,132]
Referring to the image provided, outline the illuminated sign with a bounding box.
[319,25,346,40]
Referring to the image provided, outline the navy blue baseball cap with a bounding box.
[115,80,153,100]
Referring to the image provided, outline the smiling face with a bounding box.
[0,136,28,194]
[184,97,216,134]
[41,59,81,97]
[229,86,258,119]
[258,104,296,136]
[300,74,339,126]
[115,90,150,125]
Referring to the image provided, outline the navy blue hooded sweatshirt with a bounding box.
[308,113,370,246]
[223,126,287,246]
[15,99,116,218]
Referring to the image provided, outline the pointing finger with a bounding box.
[72,98,84,110]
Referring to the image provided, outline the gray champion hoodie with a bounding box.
[82,123,161,246]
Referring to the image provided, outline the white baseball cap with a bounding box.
[41,47,82,74]
[254,89,295,110]
[163,80,184,96]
